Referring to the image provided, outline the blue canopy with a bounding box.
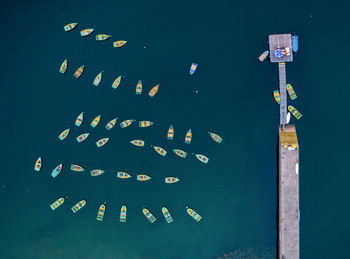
[274,48,283,58]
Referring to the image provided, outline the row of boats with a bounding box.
[272,83,302,120]
[51,197,202,222]
[63,23,127,48]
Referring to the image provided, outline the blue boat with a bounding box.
[292,33,298,52]
[189,63,198,75]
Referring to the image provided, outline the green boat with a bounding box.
[286,84,297,100]
[288,105,302,119]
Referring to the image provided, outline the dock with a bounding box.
[278,62,287,125]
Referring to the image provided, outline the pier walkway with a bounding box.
[278,62,287,125]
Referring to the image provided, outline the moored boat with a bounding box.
[70,164,85,172]
[137,174,151,181]
[167,125,174,140]
[75,112,84,127]
[117,172,132,179]
[96,203,106,221]
[34,157,42,171]
[162,207,174,223]
[59,59,67,73]
[71,200,87,213]
[143,207,156,223]
[186,207,202,222]
[90,115,101,128]
[91,169,104,176]
[58,128,70,140]
[96,138,109,147]
[120,205,127,222]
[292,33,299,52]
[130,140,145,147]
[173,149,187,158]
[51,163,63,178]
[189,63,198,75]
[76,133,89,143]
[258,51,269,62]
[295,160,299,175]
[113,41,127,48]
[151,145,167,156]
[194,154,209,164]
[80,28,94,37]
[136,80,142,94]
[209,132,223,143]
[50,197,66,210]
[165,177,179,184]
[273,90,280,104]
[139,121,153,127]
[96,34,111,41]
[64,23,78,31]
[73,65,85,78]
[185,129,192,144]
[148,84,160,97]
[93,71,103,86]
[286,83,297,100]
[286,112,291,124]
[288,105,302,119]
[105,118,117,130]
[120,119,135,128]
[112,76,121,89]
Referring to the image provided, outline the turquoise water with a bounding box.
[1,0,349,258]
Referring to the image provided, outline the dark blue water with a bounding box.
[1,0,349,258]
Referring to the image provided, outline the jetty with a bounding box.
[268,33,300,259]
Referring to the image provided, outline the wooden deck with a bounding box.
[279,62,287,125]
[269,34,293,63]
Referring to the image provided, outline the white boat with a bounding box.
[295,160,299,175]
[286,112,291,124]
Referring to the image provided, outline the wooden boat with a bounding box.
[120,119,135,128]
[76,133,89,142]
[162,207,174,223]
[139,121,153,127]
[59,59,67,73]
[167,125,174,140]
[96,203,106,221]
[195,154,209,164]
[258,51,269,62]
[173,149,187,158]
[113,41,127,48]
[112,76,121,89]
[64,23,78,31]
[273,90,280,104]
[136,80,142,95]
[137,174,151,181]
[189,63,198,75]
[105,118,117,130]
[120,205,127,222]
[96,34,111,41]
[208,132,223,143]
[51,163,63,178]
[165,177,179,184]
[34,157,42,171]
[288,105,302,119]
[50,197,66,210]
[185,129,192,144]
[71,200,87,213]
[117,172,132,179]
[58,128,70,140]
[143,207,156,223]
[186,207,202,222]
[74,65,85,78]
[90,115,101,128]
[75,112,84,127]
[151,145,167,156]
[70,164,85,172]
[93,71,103,86]
[286,83,297,100]
[286,112,291,124]
[80,28,94,37]
[148,84,160,97]
[96,138,109,147]
[90,169,104,176]
[130,140,145,147]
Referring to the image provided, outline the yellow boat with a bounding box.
[137,175,151,181]
[208,132,223,143]
[96,203,106,221]
[139,121,153,127]
[112,76,122,89]
[173,149,187,158]
[71,200,87,213]
[96,34,111,41]
[120,119,135,128]
[93,71,103,86]
[34,157,42,171]
[64,23,78,31]
[151,145,167,156]
[105,118,117,130]
[113,41,127,48]
[75,112,84,126]
[165,177,179,184]
[90,169,104,176]
[185,129,192,144]
[74,65,85,78]
[148,84,160,97]
[143,207,156,223]
[273,90,280,104]
[59,59,67,73]
[90,115,101,128]
[162,207,174,223]
[120,205,127,222]
[50,197,66,210]
[80,28,94,37]
[136,80,142,94]
[286,83,297,100]
[167,125,174,140]
[288,105,302,119]
[58,128,70,140]
[186,207,202,222]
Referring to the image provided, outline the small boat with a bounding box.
[117,172,132,179]
[112,76,121,89]
[139,121,153,127]
[165,177,179,184]
[143,207,156,223]
[258,51,269,62]
[189,63,198,75]
[167,125,174,140]
[162,207,174,223]
[90,169,105,176]
[120,119,135,128]
[113,41,127,48]
[51,163,63,178]
[195,154,209,164]
[90,115,101,128]
[151,145,167,156]
[93,71,103,86]
[136,80,142,95]
[105,118,117,130]
[130,140,145,147]
[73,65,85,78]
[76,133,89,142]
[71,200,87,213]
[173,149,187,158]
[186,207,202,222]
[273,90,280,104]
[75,112,84,127]
[96,34,111,41]
[209,132,223,143]
[120,205,127,222]
[50,197,66,210]
[185,129,192,144]
[292,33,299,52]
[34,157,42,171]
[96,203,106,221]
[288,105,302,119]
[295,160,299,175]
[64,23,78,32]
[70,164,85,172]
[286,83,297,100]
[286,112,291,124]
[59,59,67,73]
[137,174,151,181]
[80,28,94,37]
[96,138,109,147]
[148,84,160,97]
[58,128,70,140]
